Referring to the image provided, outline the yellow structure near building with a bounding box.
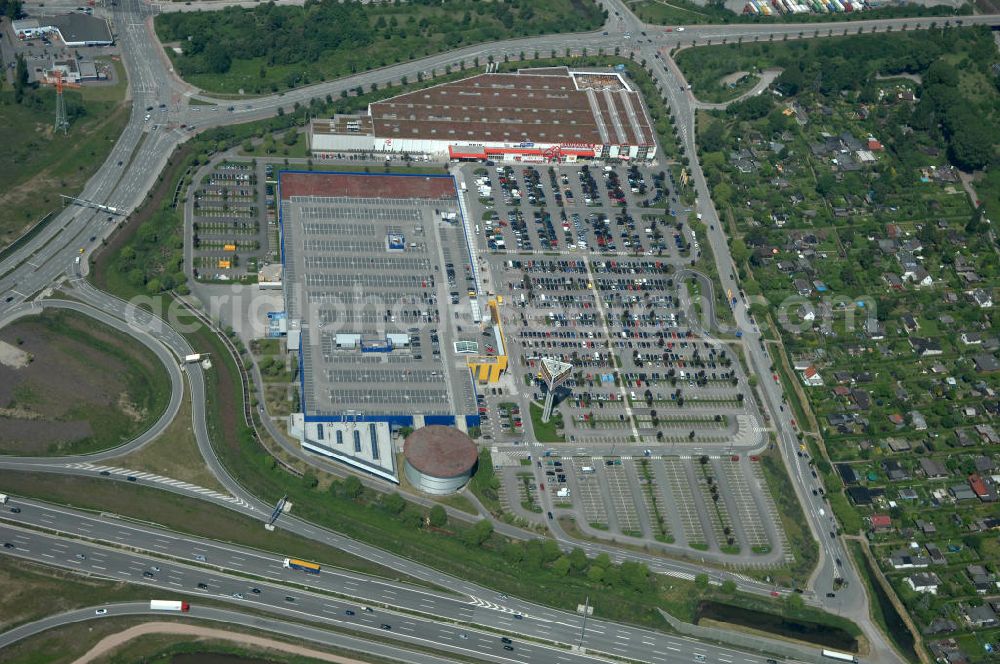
[466,298,508,384]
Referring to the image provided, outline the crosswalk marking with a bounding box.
[64,462,252,509]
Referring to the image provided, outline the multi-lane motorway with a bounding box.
[0,500,805,664]
[1,0,999,660]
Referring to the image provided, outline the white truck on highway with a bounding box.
[183,354,203,363]
[149,600,189,612]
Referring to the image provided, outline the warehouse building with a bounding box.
[403,426,478,495]
[12,14,113,46]
[309,67,657,163]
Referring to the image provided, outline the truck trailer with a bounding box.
[149,600,189,612]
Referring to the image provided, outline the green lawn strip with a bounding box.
[529,402,566,443]
[0,470,416,585]
[468,449,502,516]
[155,0,605,95]
[757,449,819,586]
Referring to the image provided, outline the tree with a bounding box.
[569,547,588,573]
[720,579,737,594]
[342,475,363,499]
[465,519,493,547]
[552,556,572,577]
[695,573,710,590]
[428,504,447,527]
[382,492,406,514]
[587,565,605,583]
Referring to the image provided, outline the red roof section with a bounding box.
[281,172,456,201]
[870,514,892,528]
[969,474,988,497]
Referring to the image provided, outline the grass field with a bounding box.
[0,557,166,633]
[117,389,229,492]
[0,60,130,249]
[0,309,172,456]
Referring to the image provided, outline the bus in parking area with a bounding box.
[283,558,321,574]
[822,650,858,663]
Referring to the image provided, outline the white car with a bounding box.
[95,608,108,615]
[676,26,685,31]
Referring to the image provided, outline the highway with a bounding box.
[0,507,808,664]
[0,0,998,661]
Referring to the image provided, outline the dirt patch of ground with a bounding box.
[0,339,30,369]
[0,310,168,455]
[71,622,376,664]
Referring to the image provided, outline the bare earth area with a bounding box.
[70,622,374,664]
[0,311,166,455]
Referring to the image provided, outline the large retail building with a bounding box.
[308,67,657,163]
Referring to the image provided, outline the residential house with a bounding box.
[910,410,928,431]
[794,279,812,297]
[920,458,949,479]
[890,551,930,569]
[973,354,1000,373]
[961,332,983,345]
[910,338,943,357]
[847,486,874,505]
[916,519,937,535]
[883,273,904,290]
[901,314,919,333]
[870,514,893,533]
[955,429,976,447]
[888,413,906,428]
[969,288,993,308]
[883,459,910,481]
[802,366,824,386]
[950,484,979,501]
[866,318,886,339]
[906,572,941,594]
[968,474,998,502]
[851,389,872,410]
[974,456,995,473]
[837,464,859,485]
[976,425,999,445]
[925,543,947,565]
[899,488,918,501]
[963,604,998,628]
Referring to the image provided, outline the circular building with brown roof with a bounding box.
[403,425,478,495]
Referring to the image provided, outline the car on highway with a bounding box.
[126,476,137,482]
[194,554,206,561]
[99,471,110,476]
[251,588,261,594]
[150,566,160,572]
[363,606,373,613]
[9,507,20,513]
[75,553,86,560]
[345,609,355,616]
[503,645,514,651]
[142,571,154,578]
[826,592,836,598]
[285,596,296,603]
[500,637,512,644]
[197,583,208,589]
[676,26,685,31]
[380,624,391,630]
[694,655,705,662]
[3,543,14,549]
[459,633,468,639]
[233,592,245,599]
[95,608,107,615]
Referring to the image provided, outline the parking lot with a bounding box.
[508,454,779,558]
[190,160,267,282]
[456,161,757,447]
[280,172,477,421]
